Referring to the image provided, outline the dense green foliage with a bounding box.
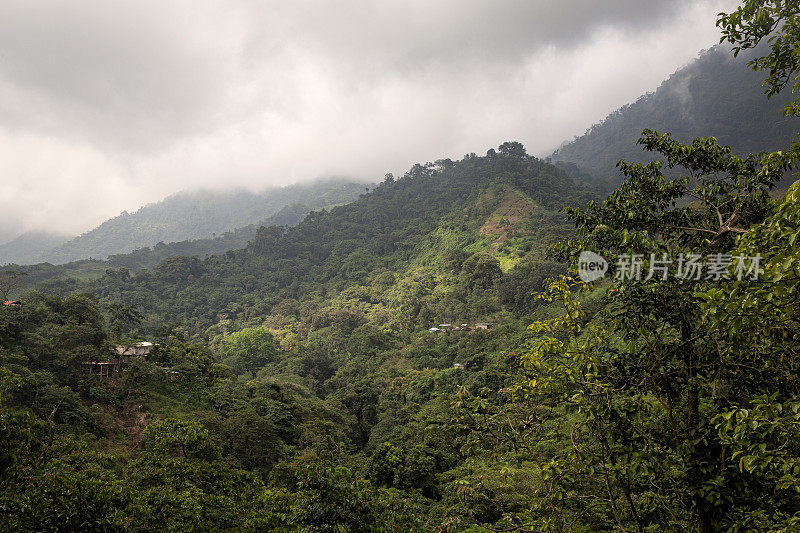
[1,143,599,531]
[2,2,800,531]
[24,147,593,338]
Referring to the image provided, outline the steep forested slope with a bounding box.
[551,46,798,184]
[5,137,800,530]
[5,3,800,527]
[14,179,366,265]
[26,143,595,336]
[1,143,602,530]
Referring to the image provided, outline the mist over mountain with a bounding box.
[1,179,367,266]
[0,231,72,265]
[7,3,800,531]
[100,201,323,272]
[551,46,798,185]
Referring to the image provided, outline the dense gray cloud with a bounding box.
[0,0,738,242]
[0,1,240,151]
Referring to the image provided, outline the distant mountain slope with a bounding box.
[23,179,367,265]
[22,146,598,316]
[551,46,798,185]
[30,144,598,334]
[102,202,318,272]
[0,231,71,265]
[8,202,321,295]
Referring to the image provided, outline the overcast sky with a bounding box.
[0,0,739,242]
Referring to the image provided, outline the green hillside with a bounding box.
[551,46,799,185]
[3,5,800,530]
[29,143,594,334]
[9,179,367,265]
[3,132,800,530]
[0,143,605,530]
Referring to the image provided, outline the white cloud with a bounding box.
[0,0,740,242]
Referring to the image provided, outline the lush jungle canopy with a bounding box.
[2,2,800,531]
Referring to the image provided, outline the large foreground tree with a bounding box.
[457,2,800,530]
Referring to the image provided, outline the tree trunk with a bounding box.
[683,326,711,533]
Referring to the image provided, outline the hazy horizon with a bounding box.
[0,176,369,245]
[0,0,738,242]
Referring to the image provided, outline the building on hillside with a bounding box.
[84,341,158,377]
[453,363,465,370]
[114,341,156,363]
[85,360,117,377]
[474,322,495,330]
[3,300,20,306]
[428,327,442,333]
[115,341,156,357]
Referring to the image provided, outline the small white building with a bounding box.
[114,341,156,357]
[85,341,158,377]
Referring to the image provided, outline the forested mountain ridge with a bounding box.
[4,4,800,528]
[2,179,367,266]
[43,143,596,336]
[6,125,799,530]
[4,133,800,530]
[0,142,604,530]
[8,202,329,289]
[551,45,798,184]
[101,201,325,272]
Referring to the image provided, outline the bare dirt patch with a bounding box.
[479,188,535,250]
